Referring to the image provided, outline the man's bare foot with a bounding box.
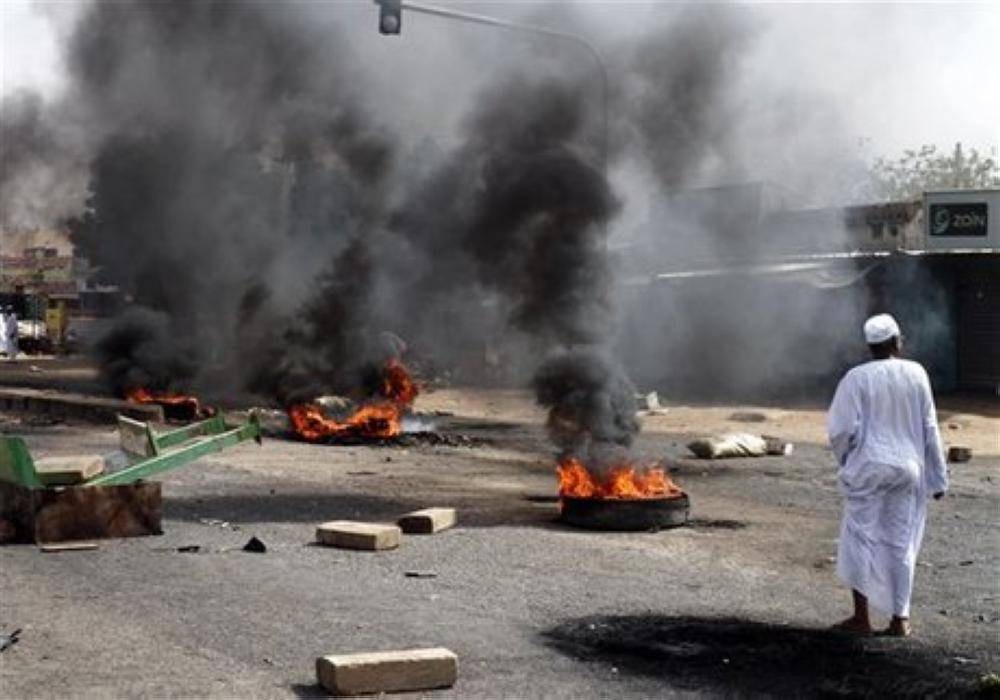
[879,617,912,637]
[830,616,873,635]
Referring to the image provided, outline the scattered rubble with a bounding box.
[316,431,483,448]
[948,446,973,463]
[198,518,239,530]
[0,628,21,653]
[316,647,458,696]
[242,536,267,553]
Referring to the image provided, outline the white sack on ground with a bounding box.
[687,433,793,459]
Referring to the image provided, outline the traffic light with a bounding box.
[376,0,402,35]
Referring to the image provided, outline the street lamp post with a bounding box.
[378,0,610,181]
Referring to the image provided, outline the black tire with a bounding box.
[560,494,690,531]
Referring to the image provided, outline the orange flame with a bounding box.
[288,359,418,442]
[288,401,402,441]
[557,456,683,500]
[126,387,213,418]
[381,357,418,405]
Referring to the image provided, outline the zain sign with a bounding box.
[930,203,988,237]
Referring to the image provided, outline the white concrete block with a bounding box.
[316,647,457,695]
[316,521,401,550]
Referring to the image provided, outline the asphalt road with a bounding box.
[1,402,997,698]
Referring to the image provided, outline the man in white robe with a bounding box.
[827,313,948,637]
[0,310,7,357]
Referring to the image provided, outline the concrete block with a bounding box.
[33,455,105,485]
[397,508,456,535]
[316,647,457,696]
[316,521,401,550]
[118,415,155,457]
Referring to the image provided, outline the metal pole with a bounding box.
[397,1,609,181]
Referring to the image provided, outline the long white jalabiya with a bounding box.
[827,358,948,617]
[0,314,9,355]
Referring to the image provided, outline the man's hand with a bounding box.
[933,491,945,500]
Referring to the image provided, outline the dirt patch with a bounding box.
[544,615,984,697]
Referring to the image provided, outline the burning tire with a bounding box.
[560,493,690,531]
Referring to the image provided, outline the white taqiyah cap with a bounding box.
[863,314,901,344]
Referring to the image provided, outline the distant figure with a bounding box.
[0,309,8,357]
[827,314,948,637]
[5,306,19,358]
[1,306,17,358]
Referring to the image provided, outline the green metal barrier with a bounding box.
[0,412,261,490]
[0,437,44,489]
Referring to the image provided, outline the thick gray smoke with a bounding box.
[57,0,393,401]
[2,1,906,414]
[534,349,639,469]
[0,90,87,230]
[384,75,616,366]
[27,0,621,408]
[609,6,875,400]
[618,6,755,189]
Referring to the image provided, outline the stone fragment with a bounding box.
[948,446,972,463]
[316,521,401,550]
[397,508,456,534]
[316,647,457,696]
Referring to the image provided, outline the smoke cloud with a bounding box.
[534,348,639,470]
[1,0,935,415]
[54,0,395,402]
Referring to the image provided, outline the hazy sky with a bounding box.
[2,0,998,161]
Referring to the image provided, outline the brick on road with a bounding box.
[316,647,458,695]
[315,521,401,550]
[397,507,456,534]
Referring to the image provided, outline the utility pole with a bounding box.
[374,0,609,180]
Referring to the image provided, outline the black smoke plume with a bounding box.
[534,349,639,467]
[94,306,198,396]
[60,0,393,402]
[384,76,618,378]
[620,6,755,188]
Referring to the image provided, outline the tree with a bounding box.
[870,142,999,201]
